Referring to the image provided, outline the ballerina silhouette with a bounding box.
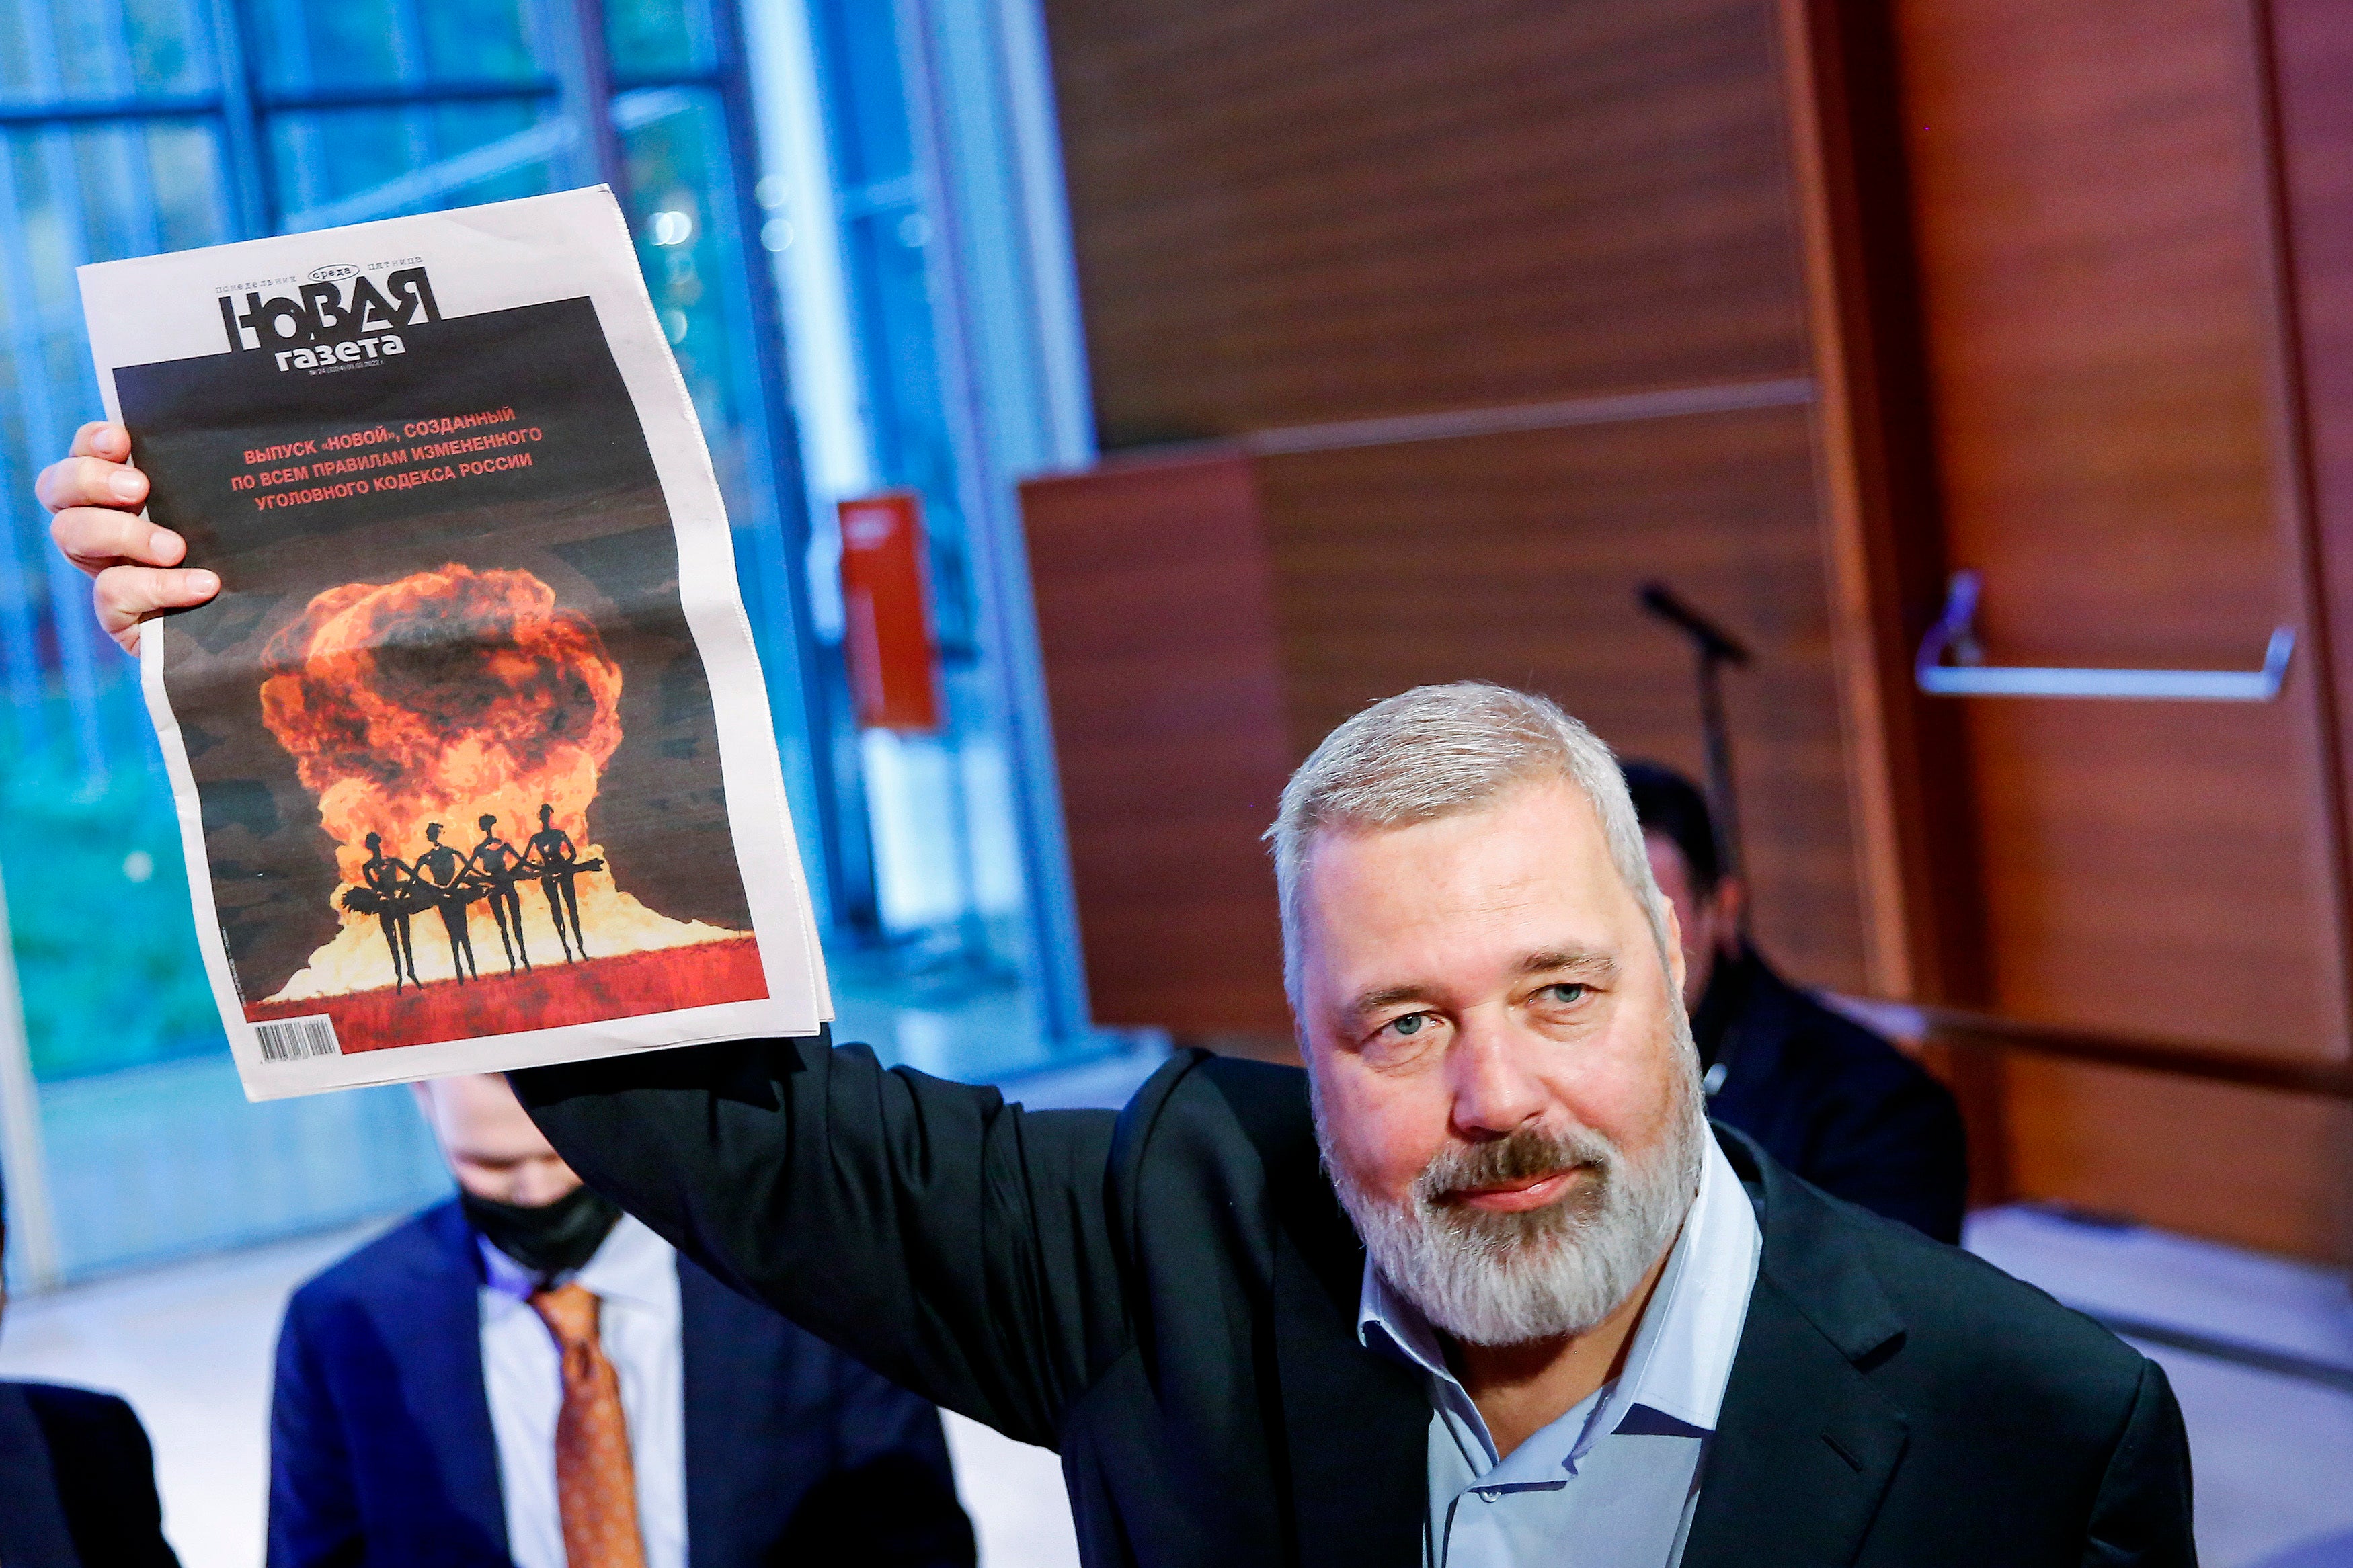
[524,803,588,962]
[348,831,421,992]
[414,823,480,983]
[467,813,532,975]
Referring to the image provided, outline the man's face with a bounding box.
[413,1073,583,1206]
[1296,779,1703,1342]
[1645,833,1735,1010]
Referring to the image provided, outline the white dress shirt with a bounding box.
[1359,1132,1762,1568]
[478,1213,688,1568]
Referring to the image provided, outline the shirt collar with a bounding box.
[477,1210,672,1309]
[1603,1130,1760,1434]
[1357,1128,1761,1452]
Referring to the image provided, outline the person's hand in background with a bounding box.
[36,419,218,654]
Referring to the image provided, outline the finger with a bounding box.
[69,421,130,462]
[50,505,186,576]
[34,452,147,515]
[94,564,218,644]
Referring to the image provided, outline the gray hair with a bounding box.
[1265,682,1669,1005]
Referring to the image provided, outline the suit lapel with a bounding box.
[399,1204,511,1552]
[1681,1276,1907,1568]
[1683,1130,1909,1568]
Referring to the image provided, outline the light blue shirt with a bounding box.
[479,1214,687,1568]
[1358,1134,1762,1568]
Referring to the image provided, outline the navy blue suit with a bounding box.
[269,1199,973,1568]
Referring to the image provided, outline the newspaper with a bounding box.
[78,187,831,1099]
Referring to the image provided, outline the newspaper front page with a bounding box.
[79,187,830,1099]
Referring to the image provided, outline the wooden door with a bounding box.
[1792,0,2353,1261]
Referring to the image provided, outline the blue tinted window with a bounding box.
[250,0,542,90]
[0,0,820,1283]
[270,99,556,222]
[605,0,714,79]
[0,0,215,99]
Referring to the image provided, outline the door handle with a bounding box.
[1915,571,2295,701]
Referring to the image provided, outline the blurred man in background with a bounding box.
[1622,761,1968,1241]
[0,1165,180,1567]
[270,1072,974,1568]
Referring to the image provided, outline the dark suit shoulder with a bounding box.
[1803,1171,2151,1422]
[289,1200,469,1315]
[16,1382,179,1568]
[1705,1137,2189,1566]
[1111,1049,1307,1185]
[1881,1202,2130,1339]
[1114,1053,1323,1217]
[1111,1049,1370,1321]
[1107,1053,1289,1278]
[1722,963,1969,1241]
[1140,1052,1312,1155]
[17,1380,147,1450]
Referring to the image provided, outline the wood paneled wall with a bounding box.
[1021,454,1293,1032]
[1032,0,1876,1028]
[1026,0,2353,1259]
[1043,0,1808,444]
[2277,1,2353,780]
[1789,0,2353,1258]
[1895,0,2344,1055]
[1254,409,1864,988]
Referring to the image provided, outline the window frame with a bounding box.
[0,0,849,916]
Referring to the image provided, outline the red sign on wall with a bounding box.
[837,490,942,733]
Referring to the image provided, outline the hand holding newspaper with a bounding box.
[77,188,831,1098]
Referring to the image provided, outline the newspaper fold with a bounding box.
[79,187,830,1100]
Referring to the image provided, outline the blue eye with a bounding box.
[1390,1013,1426,1036]
[1543,983,1588,1005]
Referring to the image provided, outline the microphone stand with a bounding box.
[1638,582,1753,934]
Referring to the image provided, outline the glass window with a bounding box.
[269,101,559,222]
[0,104,459,1284]
[623,89,769,530]
[780,0,1067,1076]
[0,0,916,1288]
[0,0,216,99]
[604,0,715,79]
[0,0,1091,1286]
[248,0,543,90]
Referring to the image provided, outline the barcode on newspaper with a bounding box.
[254,1015,342,1063]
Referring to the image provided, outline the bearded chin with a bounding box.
[1316,1039,1707,1347]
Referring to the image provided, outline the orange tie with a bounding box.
[530,1282,648,1568]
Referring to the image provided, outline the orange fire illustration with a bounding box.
[257,564,743,1001]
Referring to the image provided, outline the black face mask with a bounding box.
[461,1182,623,1284]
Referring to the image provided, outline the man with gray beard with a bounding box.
[522,685,2194,1568]
[35,447,2217,1567]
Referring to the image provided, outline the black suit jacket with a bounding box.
[515,1036,2196,1568]
[0,1380,180,1568]
[1697,946,1970,1242]
[270,1198,972,1567]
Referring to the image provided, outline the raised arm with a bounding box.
[40,425,1138,1446]
[510,1034,1133,1450]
